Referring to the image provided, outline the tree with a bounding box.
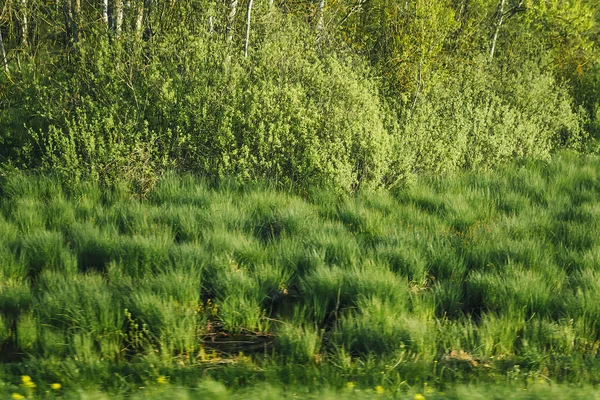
[20,0,28,46]
[102,0,109,26]
[227,0,239,46]
[489,0,506,61]
[0,25,8,73]
[245,0,254,57]
[115,0,124,36]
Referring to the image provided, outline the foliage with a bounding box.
[0,0,598,191]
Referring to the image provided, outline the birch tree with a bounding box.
[226,0,238,45]
[244,0,253,57]
[102,0,109,25]
[489,0,506,61]
[20,0,28,46]
[136,0,145,38]
[64,0,81,43]
[115,0,124,36]
[0,25,8,73]
[316,0,325,39]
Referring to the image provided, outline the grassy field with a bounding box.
[1,152,600,398]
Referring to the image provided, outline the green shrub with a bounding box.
[393,59,585,177]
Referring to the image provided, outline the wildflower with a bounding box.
[12,394,25,400]
[21,375,36,389]
[156,375,168,384]
[51,383,62,390]
[375,385,385,394]
[346,381,356,390]
[414,394,426,400]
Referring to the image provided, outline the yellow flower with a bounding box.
[51,383,62,390]
[12,394,25,400]
[375,385,385,394]
[156,375,168,384]
[21,376,36,389]
[414,394,426,400]
[346,381,356,390]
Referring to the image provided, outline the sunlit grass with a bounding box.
[1,152,600,396]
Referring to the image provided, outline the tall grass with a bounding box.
[1,152,600,395]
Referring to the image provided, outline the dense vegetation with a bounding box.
[2,0,600,398]
[1,0,600,191]
[1,153,600,398]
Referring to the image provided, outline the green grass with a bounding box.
[2,152,600,398]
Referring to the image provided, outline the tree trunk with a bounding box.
[226,0,238,45]
[244,0,253,57]
[136,1,145,38]
[316,0,325,40]
[21,0,28,46]
[102,0,109,26]
[0,27,8,73]
[115,0,124,35]
[489,0,506,61]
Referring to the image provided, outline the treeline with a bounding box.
[0,0,599,192]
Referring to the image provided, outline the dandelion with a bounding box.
[51,383,62,390]
[12,394,25,400]
[156,375,168,384]
[375,385,385,394]
[346,381,356,390]
[414,394,426,400]
[21,375,36,389]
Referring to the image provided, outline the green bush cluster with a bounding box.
[1,10,595,193]
[3,19,392,193]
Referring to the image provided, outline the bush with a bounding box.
[392,58,586,177]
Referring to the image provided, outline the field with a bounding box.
[1,152,600,399]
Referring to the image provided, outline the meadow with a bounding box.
[1,152,600,398]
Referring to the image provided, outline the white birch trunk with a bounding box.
[316,0,325,40]
[244,0,253,57]
[136,2,144,38]
[226,0,238,45]
[0,27,8,73]
[21,0,28,46]
[102,0,109,25]
[489,0,506,61]
[115,0,124,35]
